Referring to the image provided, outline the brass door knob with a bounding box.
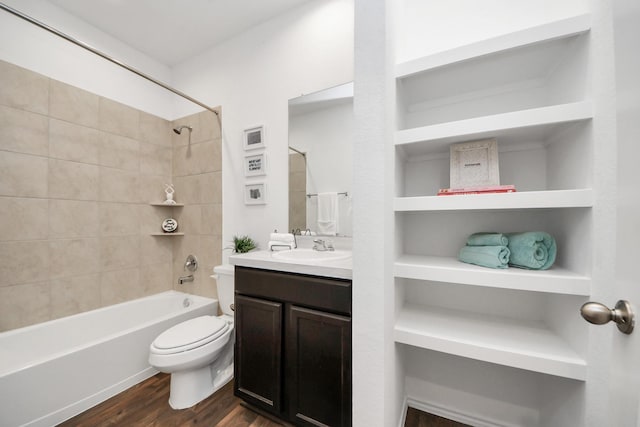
[580,300,634,334]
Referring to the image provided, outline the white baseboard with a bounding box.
[405,396,517,427]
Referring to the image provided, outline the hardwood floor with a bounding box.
[405,407,470,427]
[58,373,282,426]
[59,373,468,426]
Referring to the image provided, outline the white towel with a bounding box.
[269,233,295,243]
[317,192,338,236]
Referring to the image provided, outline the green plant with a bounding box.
[231,235,257,253]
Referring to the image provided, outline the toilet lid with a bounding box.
[153,316,229,353]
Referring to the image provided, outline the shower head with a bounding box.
[173,125,193,135]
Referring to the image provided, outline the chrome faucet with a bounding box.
[178,275,194,284]
[313,239,334,251]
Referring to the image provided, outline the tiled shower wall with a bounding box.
[0,60,222,332]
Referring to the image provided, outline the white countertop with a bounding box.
[229,249,352,280]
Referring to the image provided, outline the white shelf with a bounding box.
[150,203,184,207]
[395,255,590,296]
[394,189,594,211]
[150,232,185,236]
[395,304,587,380]
[395,14,591,79]
[395,101,593,155]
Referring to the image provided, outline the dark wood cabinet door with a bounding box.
[234,294,283,414]
[286,305,352,427]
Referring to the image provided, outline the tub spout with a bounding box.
[178,275,194,285]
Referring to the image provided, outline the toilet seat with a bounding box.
[151,316,229,355]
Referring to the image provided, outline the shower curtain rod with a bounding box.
[0,2,219,117]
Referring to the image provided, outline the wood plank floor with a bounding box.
[58,373,282,427]
[59,373,469,426]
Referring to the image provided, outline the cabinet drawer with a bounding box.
[235,266,352,316]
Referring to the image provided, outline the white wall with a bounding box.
[0,0,177,119]
[171,0,354,256]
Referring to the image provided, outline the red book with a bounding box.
[437,184,516,196]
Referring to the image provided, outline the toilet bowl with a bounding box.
[148,264,235,409]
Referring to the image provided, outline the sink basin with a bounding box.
[272,249,351,263]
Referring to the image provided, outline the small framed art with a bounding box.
[244,152,267,177]
[450,138,500,188]
[245,182,266,205]
[243,125,265,151]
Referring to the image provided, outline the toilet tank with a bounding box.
[213,264,235,316]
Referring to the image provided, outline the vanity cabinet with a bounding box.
[234,266,352,427]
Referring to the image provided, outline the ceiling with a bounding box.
[48,0,315,66]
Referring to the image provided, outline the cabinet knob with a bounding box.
[580,300,634,334]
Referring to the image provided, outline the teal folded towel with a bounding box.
[458,245,510,269]
[466,232,508,246]
[506,232,556,270]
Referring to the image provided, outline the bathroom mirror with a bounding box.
[288,82,353,236]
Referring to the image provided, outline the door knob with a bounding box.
[580,300,634,334]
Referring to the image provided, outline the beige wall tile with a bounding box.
[199,172,222,204]
[199,235,222,275]
[289,170,306,192]
[201,203,222,236]
[49,200,99,239]
[140,262,173,295]
[0,282,50,331]
[49,238,100,279]
[48,159,99,200]
[0,240,49,286]
[0,197,48,241]
[139,204,174,235]
[99,167,139,203]
[49,118,101,164]
[0,151,48,197]
[99,97,139,139]
[100,267,141,306]
[140,235,173,266]
[50,273,101,319]
[0,105,48,156]
[101,235,140,271]
[99,202,140,236]
[173,140,220,176]
[49,80,99,128]
[138,174,172,204]
[140,142,171,176]
[198,110,222,142]
[175,205,202,234]
[173,175,201,205]
[289,153,306,172]
[0,60,49,114]
[99,133,139,171]
[139,111,171,147]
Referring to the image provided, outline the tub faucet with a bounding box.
[178,275,194,284]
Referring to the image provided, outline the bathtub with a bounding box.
[0,290,218,427]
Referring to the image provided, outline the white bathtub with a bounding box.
[0,291,218,427]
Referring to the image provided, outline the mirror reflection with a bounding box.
[288,82,353,236]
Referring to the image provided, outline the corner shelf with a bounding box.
[150,203,184,207]
[395,304,587,381]
[395,255,590,296]
[150,232,184,236]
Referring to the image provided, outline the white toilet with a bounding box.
[148,264,235,409]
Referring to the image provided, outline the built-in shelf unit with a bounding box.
[393,13,595,422]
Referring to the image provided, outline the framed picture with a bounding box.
[450,138,500,188]
[244,182,266,205]
[243,125,265,151]
[244,152,267,177]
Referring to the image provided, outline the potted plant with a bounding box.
[230,235,258,253]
